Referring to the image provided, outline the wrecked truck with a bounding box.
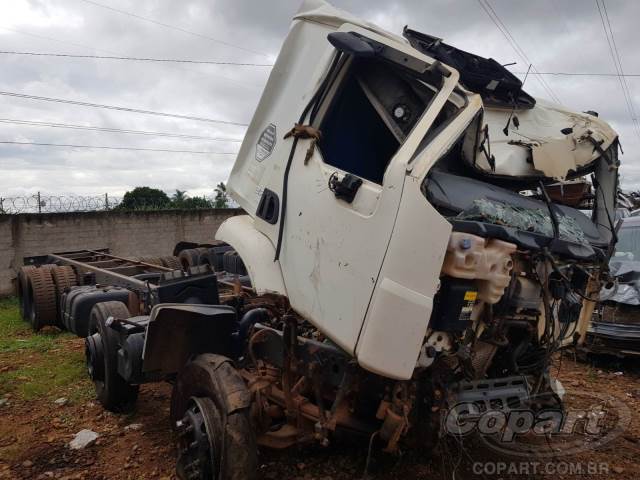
[76,1,620,478]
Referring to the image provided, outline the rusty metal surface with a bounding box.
[48,252,149,290]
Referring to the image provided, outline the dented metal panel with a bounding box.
[479,102,618,180]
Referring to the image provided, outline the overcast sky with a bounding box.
[0,0,638,200]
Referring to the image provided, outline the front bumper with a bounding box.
[583,320,640,357]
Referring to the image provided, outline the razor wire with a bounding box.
[0,193,225,214]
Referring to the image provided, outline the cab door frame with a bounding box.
[277,23,461,357]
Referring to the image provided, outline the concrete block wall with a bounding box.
[0,209,242,296]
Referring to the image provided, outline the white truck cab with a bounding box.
[218,0,619,380]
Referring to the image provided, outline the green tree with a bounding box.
[118,187,170,210]
[214,182,229,208]
[172,189,187,202]
[171,189,188,208]
[181,196,213,209]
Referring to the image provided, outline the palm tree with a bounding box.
[214,182,228,208]
[172,190,188,202]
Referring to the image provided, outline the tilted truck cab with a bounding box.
[219,0,619,379]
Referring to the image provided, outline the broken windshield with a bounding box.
[456,198,588,245]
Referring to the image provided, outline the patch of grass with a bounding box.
[0,297,74,353]
[0,349,92,400]
[0,297,92,401]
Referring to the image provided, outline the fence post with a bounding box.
[105,193,109,210]
[37,191,41,214]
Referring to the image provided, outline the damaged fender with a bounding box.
[216,215,287,295]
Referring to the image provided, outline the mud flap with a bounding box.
[142,304,238,376]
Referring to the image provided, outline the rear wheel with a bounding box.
[51,266,78,327]
[161,255,182,271]
[171,354,256,480]
[17,265,36,321]
[178,249,200,271]
[223,251,247,276]
[137,256,164,267]
[85,301,138,412]
[197,253,213,269]
[27,268,57,331]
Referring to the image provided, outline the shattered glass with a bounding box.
[456,198,587,244]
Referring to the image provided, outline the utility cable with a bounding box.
[0,25,118,55]
[596,0,640,138]
[77,0,269,57]
[513,71,640,77]
[0,27,264,90]
[0,118,243,142]
[483,0,561,104]
[0,50,273,67]
[476,0,562,104]
[0,91,249,127]
[0,140,237,155]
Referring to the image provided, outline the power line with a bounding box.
[0,118,243,142]
[0,50,273,67]
[0,26,263,91]
[0,25,118,55]
[0,91,249,127]
[77,0,269,58]
[513,71,640,77]
[0,140,238,155]
[483,0,562,104]
[597,0,640,138]
[476,0,562,104]
[596,1,632,112]
[478,0,561,103]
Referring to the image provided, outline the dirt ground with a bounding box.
[1,296,640,479]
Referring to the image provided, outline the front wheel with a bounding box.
[171,354,257,480]
[85,301,139,412]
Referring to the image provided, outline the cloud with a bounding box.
[1,0,84,30]
[0,0,638,198]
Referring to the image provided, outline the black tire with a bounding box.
[171,354,257,480]
[208,246,233,272]
[178,248,199,271]
[17,266,36,321]
[160,255,182,271]
[197,251,213,268]
[27,268,57,331]
[223,251,247,276]
[86,301,138,412]
[137,256,163,267]
[51,266,78,327]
